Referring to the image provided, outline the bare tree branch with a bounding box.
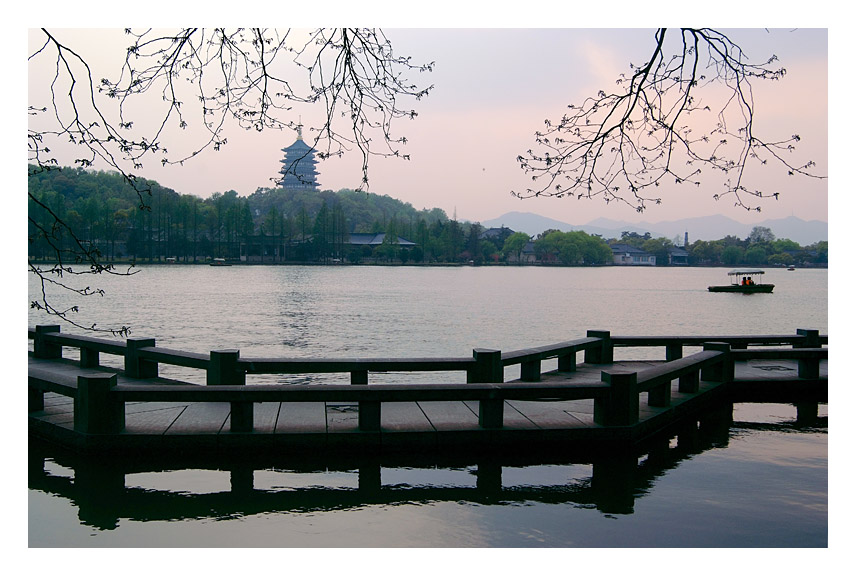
[28,27,433,332]
[513,28,825,212]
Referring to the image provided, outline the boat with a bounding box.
[708,270,774,293]
[209,258,232,267]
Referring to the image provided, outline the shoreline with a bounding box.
[27,259,829,269]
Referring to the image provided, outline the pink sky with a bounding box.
[27,26,828,226]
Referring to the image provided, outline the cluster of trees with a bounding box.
[28,166,826,269]
[616,229,827,267]
[500,230,614,265]
[533,230,614,265]
[29,166,253,263]
[27,166,534,265]
[685,229,826,267]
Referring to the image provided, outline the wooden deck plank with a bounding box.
[251,402,281,434]
[461,400,540,429]
[275,402,327,434]
[379,401,436,450]
[381,402,434,432]
[38,393,74,416]
[734,359,819,380]
[506,400,591,429]
[43,392,74,407]
[124,405,186,435]
[37,411,76,426]
[418,401,479,431]
[210,402,282,435]
[638,402,672,421]
[557,399,597,427]
[32,393,75,425]
[164,402,230,435]
[125,401,189,414]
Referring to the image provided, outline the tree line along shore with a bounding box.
[29,166,827,268]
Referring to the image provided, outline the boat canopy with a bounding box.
[727,269,765,276]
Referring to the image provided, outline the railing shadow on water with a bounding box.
[28,401,827,531]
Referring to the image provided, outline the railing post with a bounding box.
[351,367,378,431]
[594,370,638,426]
[585,330,613,364]
[479,396,504,429]
[208,350,250,432]
[795,329,821,378]
[359,400,381,432]
[29,385,45,412]
[558,349,577,372]
[678,369,700,393]
[34,325,61,359]
[798,354,820,379]
[469,349,504,429]
[229,401,254,433]
[125,338,158,379]
[648,380,671,407]
[521,359,541,382]
[80,346,100,368]
[355,368,378,430]
[666,343,683,361]
[207,350,245,385]
[796,328,820,348]
[468,348,503,383]
[701,343,733,382]
[75,373,123,434]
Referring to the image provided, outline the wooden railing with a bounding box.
[28,325,827,436]
[501,337,601,380]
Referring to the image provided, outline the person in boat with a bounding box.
[741,276,748,286]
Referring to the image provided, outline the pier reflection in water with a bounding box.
[29,401,827,547]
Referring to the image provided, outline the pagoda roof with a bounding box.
[282,138,315,153]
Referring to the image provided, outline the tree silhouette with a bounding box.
[28,28,433,333]
[514,28,824,213]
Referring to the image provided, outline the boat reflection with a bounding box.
[29,401,826,531]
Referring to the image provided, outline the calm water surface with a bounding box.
[27,265,828,548]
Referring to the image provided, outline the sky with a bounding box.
[24,8,831,229]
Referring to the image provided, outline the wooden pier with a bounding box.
[28,326,827,457]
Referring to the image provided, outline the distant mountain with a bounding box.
[479,212,579,235]
[481,212,827,246]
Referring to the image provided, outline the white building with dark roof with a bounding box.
[610,243,656,266]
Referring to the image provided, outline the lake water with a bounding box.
[27,265,828,551]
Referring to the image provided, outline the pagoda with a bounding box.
[278,124,320,190]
